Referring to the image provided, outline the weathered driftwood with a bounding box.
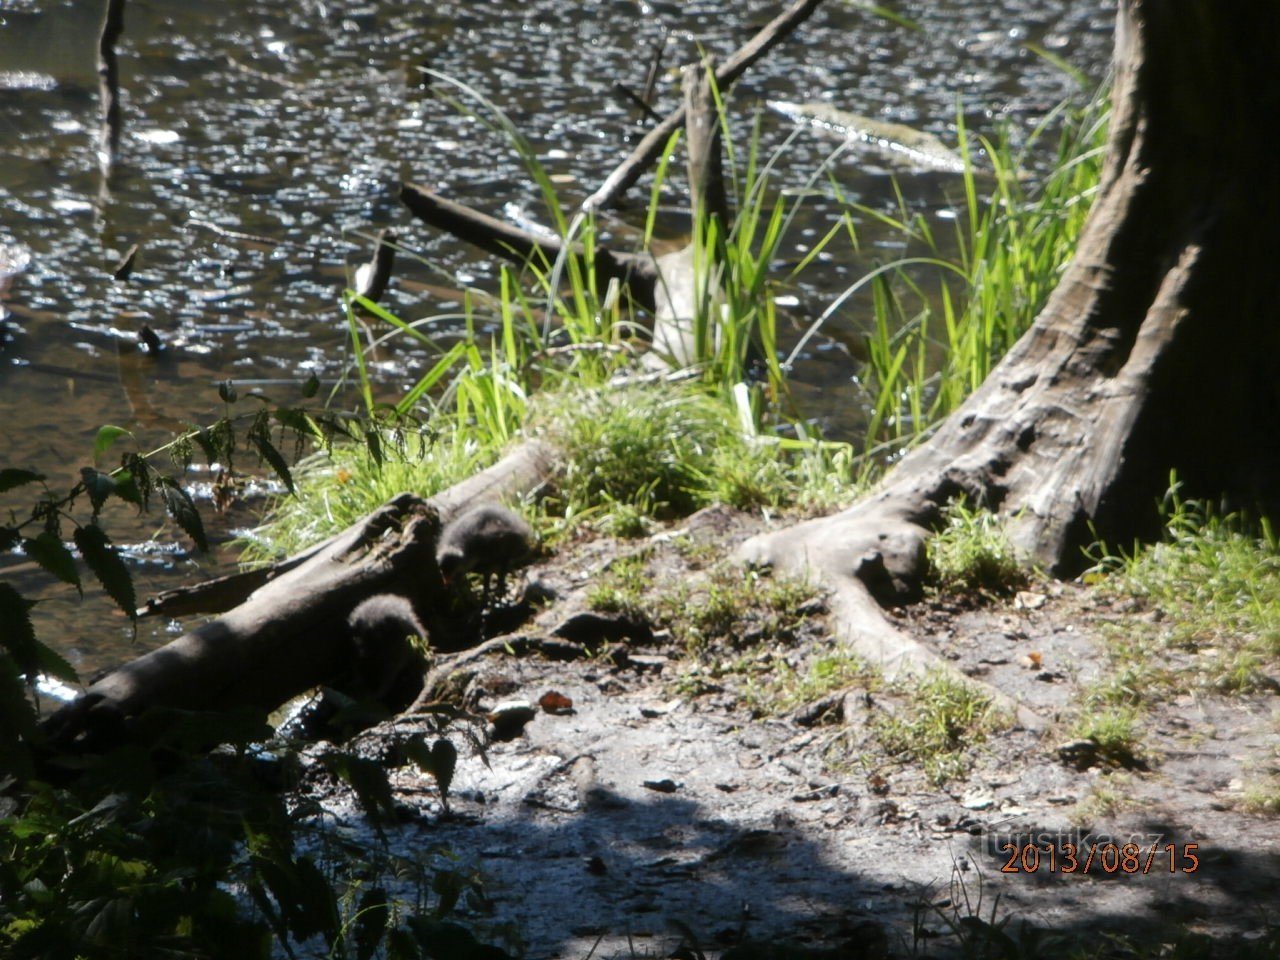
[46,441,555,751]
[398,184,660,312]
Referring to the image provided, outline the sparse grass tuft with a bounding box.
[1071,705,1143,768]
[874,670,1008,785]
[586,552,652,621]
[657,563,819,654]
[928,499,1030,599]
[1242,777,1280,817]
[1086,479,1280,696]
[742,646,875,717]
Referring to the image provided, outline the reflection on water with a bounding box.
[0,0,1113,676]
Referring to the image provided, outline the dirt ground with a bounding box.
[299,507,1280,959]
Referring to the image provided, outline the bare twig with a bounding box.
[583,0,827,212]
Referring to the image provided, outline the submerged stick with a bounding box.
[399,183,659,310]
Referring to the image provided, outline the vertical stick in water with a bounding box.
[97,0,126,175]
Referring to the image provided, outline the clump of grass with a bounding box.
[240,424,494,562]
[540,386,733,519]
[927,499,1030,598]
[873,670,1007,785]
[656,563,819,653]
[1087,479,1280,695]
[1071,705,1143,768]
[1242,777,1280,817]
[586,552,652,621]
[742,645,875,718]
[823,90,1109,467]
[537,385,855,528]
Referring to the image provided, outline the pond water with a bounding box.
[0,0,1114,678]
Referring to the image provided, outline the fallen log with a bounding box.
[398,184,660,312]
[47,441,555,749]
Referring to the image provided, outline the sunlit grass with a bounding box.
[828,90,1110,467]
[1086,477,1280,695]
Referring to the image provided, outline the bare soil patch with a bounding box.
[297,508,1280,958]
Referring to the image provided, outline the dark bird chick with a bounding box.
[346,593,428,709]
[436,503,535,602]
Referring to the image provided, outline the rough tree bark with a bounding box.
[740,1,1280,661]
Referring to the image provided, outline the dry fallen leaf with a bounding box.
[539,690,574,714]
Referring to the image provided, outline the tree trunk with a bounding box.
[744,0,1280,595]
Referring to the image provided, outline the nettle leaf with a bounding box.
[113,473,142,507]
[354,887,390,960]
[0,468,45,494]
[119,453,154,508]
[429,738,457,799]
[73,525,137,621]
[79,467,117,515]
[251,433,295,494]
[23,531,82,595]
[161,479,208,552]
[0,582,39,671]
[34,636,79,685]
[364,429,384,468]
[93,425,134,466]
[192,426,218,465]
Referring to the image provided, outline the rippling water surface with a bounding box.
[0,0,1114,675]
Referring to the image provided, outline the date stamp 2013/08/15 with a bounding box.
[998,839,1201,875]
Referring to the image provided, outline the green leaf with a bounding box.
[251,433,294,494]
[0,582,39,670]
[93,425,134,466]
[73,525,137,621]
[112,471,143,507]
[354,887,390,960]
[160,480,209,552]
[365,429,383,468]
[192,426,218,465]
[23,531,82,595]
[324,752,397,823]
[430,738,457,801]
[274,407,323,442]
[34,639,79,686]
[79,467,116,515]
[0,469,45,494]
